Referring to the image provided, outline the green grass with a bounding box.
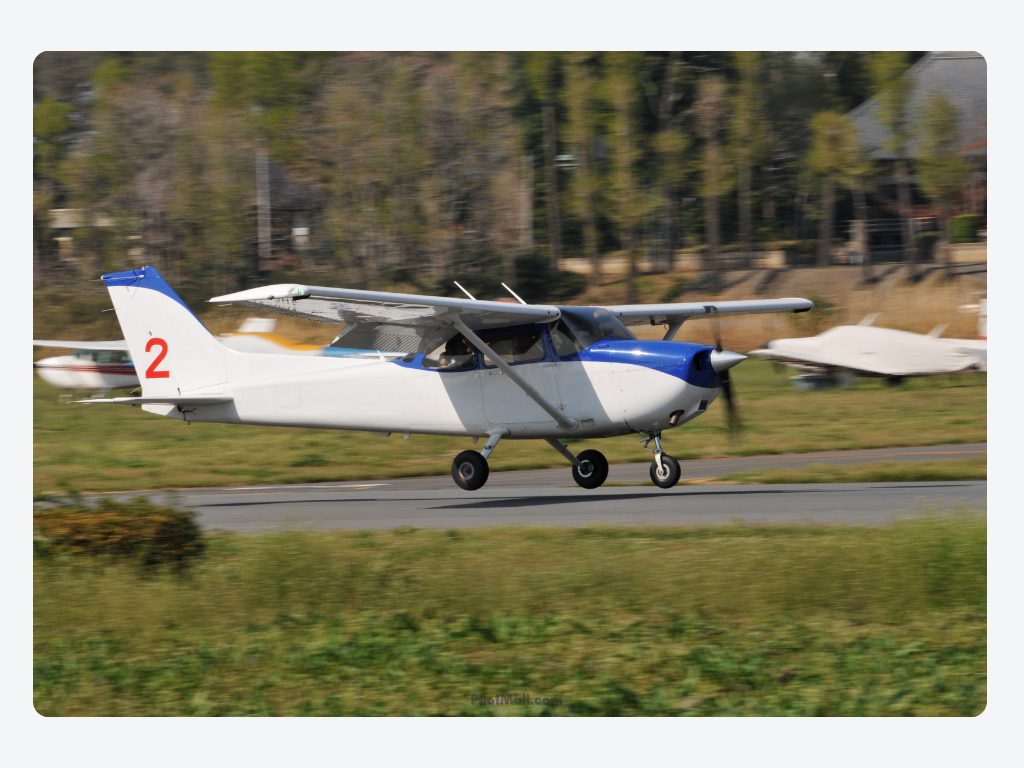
[35,516,986,715]
[32,360,987,493]
[718,458,987,485]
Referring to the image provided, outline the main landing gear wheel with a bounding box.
[572,449,609,489]
[650,454,681,489]
[452,450,489,491]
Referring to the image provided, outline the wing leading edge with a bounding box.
[34,339,130,351]
[605,298,813,327]
[208,284,559,330]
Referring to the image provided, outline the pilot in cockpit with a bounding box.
[439,337,475,370]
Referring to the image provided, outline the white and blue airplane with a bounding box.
[85,266,812,490]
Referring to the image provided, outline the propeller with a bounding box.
[711,319,744,435]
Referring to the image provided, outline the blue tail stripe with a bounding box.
[101,266,206,326]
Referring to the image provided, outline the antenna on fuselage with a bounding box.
[453,281,477,301]
[501,282,527,305]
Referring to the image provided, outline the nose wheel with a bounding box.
[643,432,682,489]
[650,454,681,488]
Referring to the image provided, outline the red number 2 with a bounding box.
[145,338,170,378]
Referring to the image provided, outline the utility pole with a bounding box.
[256,139,271,272]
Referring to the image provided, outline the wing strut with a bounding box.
[452,317,578,431]
[662,319,685,341]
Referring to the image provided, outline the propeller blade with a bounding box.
[720,369,742,433]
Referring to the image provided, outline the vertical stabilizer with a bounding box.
[102,267,228,396]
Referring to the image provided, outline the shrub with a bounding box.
[950,214,980,244]
[34,495,205,571]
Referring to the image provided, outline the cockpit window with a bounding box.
[422,335,476,371]
[480,327,546,366]
[557,306,636,349]
[549,319,584,356]
[94,350,131,364]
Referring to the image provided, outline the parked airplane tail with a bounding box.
[102,267,229,397]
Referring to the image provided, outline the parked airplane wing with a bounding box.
[34,339,130,351]
[79,395,233,405]
[749,325,984,377]
[208,284,560,330]
[605,298,813,327]
[747,346,895,377]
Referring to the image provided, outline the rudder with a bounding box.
[102,267,228,396]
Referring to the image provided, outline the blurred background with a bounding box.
[33,51,986,349]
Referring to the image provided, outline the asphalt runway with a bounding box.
[127,443,985,531]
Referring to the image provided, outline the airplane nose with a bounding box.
[709,349,746,373]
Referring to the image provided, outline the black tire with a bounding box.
[650,454,681,489]
[452,450,489,491]
[572,449,609,489]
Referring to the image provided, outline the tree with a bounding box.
[916,91,969,278]
[695,75,730,288]
[807,111,863,265]
[564,53,603,288]
[526,53,564,270]
[729,52,764,265]
[869,52,917,275]
[605,52,644,304]
[642,52,687,272]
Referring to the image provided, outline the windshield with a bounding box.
[556,306,635,349]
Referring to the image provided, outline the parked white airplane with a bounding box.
[83,266,811,490]
[749,312,987,386]
[34,318,340,397]
[33,339,136,397]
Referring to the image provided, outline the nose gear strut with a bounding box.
[642,432,682,489]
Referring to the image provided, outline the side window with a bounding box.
[550,320,583,356]
[422,336,476,371]
[481,327,546,366]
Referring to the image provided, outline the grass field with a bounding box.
[32,360,986,493]
[34,515,986,716]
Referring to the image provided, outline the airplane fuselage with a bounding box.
[33,353,138,391]
[145,331,722,440]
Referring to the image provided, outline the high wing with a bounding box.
[209,284,813,354]
[606,298,813,327]
[34,339,130,351]
[209,284,560,355]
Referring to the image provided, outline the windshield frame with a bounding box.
[555,306,636,351]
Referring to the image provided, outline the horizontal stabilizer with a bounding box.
[78,395,233,406]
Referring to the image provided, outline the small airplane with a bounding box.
[35,318,338,398]
[33,339,136,398]
[749,311,987,388]
[82,266,812,490]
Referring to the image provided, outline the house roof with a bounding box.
[846,52,986,160]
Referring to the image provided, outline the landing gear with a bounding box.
[572,449,609,489]
[545,438,608,489]
[650,454,681,489]
[643,432,681,489]
[451,431,504,491]
[452,450,489,491]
